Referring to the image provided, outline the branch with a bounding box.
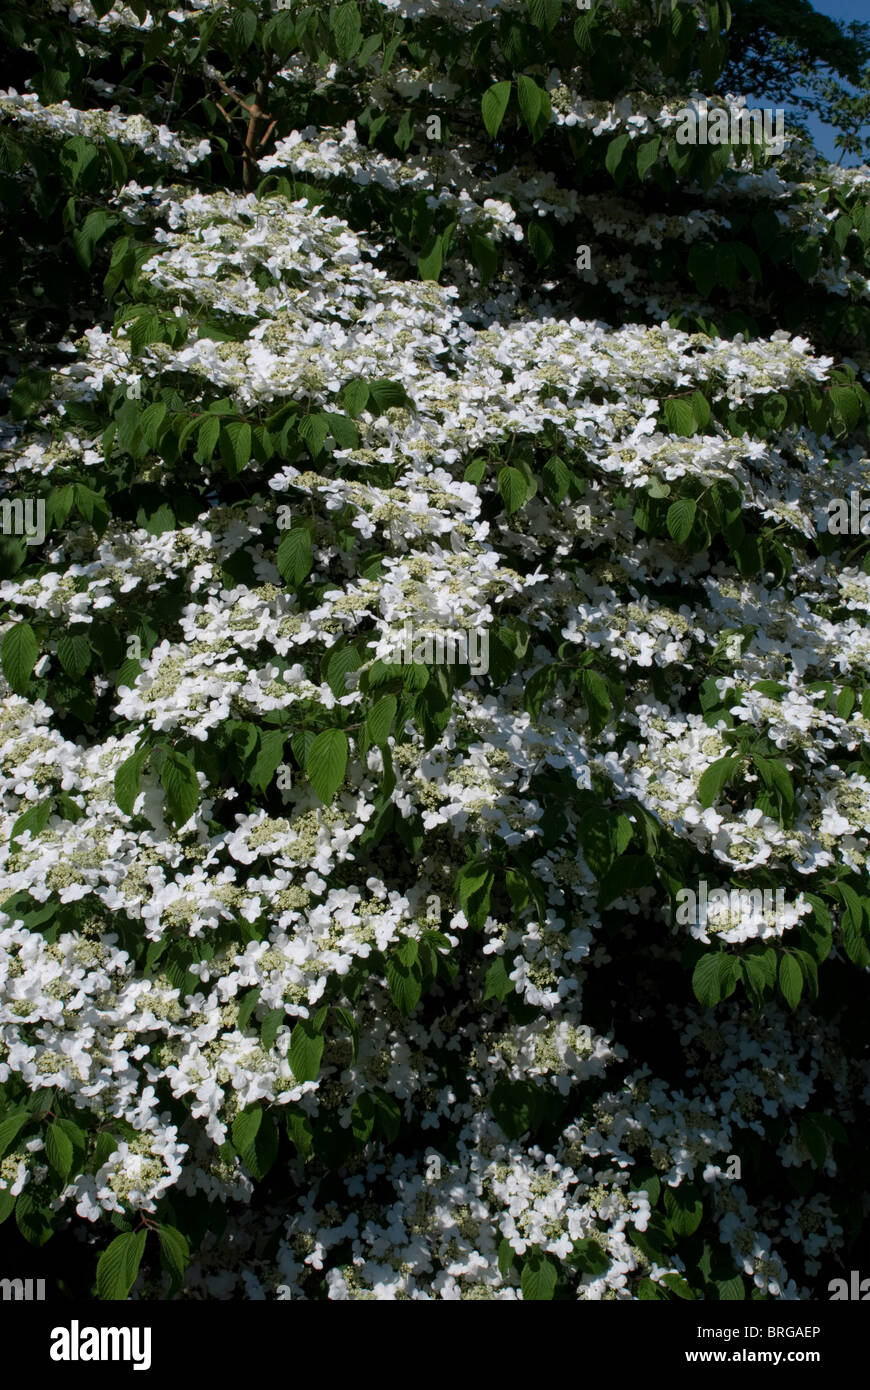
[242,67,273,192]
[202,60,258,117]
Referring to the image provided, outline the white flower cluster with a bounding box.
[260,123,524,245]
[0,91,211,170]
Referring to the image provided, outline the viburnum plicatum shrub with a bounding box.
[1,0,869,1302]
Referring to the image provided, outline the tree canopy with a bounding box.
[1,0,869,1302]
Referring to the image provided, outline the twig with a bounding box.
[258,118,278,150]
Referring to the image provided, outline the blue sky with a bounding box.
[808,0,866,18]
[752,0,870,163]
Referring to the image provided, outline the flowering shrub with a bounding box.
[1,0,869,1301]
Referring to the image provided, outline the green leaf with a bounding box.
[578,810,622,877]
[290,729,315,772]
[778,953,803,1010]
[260,1006,284,1051]
[160,750,199,828]
[371,1088,401,1141]
[484,954,513,1003]
[605,133,630,178]
[574,13,594,50]
[194,415,220,465]
[366,694,396,747]
[156,1223,189,1296]
[830,384,862,434]
[691,391,712,429]
[306,728,348,803]
[394,109,414,152]
[342,380,369,418]
[2,621,39,695]
[836,686,855,720]
[380,33,403,75]
[661,1271,695,1300]
[9,800,51,850]
[236,986,260,1035]
[792,234,820,281]
[220,421,252,476]
[357,32,381,67]
[96,1230,147,1301]
[498,466,528,516]
[418,233,444,282]
[299,412,330,459]
[455,859,495,928]
[636,136,661,180]
[231,1103,277,1177]
[638,1277,665,1299]
[527,0,561,29]
[521,1254,558,1300]
[693,952,725,1007]
[570,1238,610,1275]
[0,1188,15,1224]
[799,1115,828,1169]
[232,1105,262,1155]
[71,209,115,269]
[761,393,788,432]
[664,397,697,436]
[351,1092,376,1143]
[754,754,794,820]
[386,938,424,1013]
[114,746,148,816]
[46,1123,75,1182]
[517,74,541,134]
[482,81,512,138]
[57,632,91,678]
[72,483,109,534]
[840,891,870,967]
[838,880,863,934]
[333,1005,360,1062]
[0,1110,29,1157]
[524,665,557,723]
[277,526,313,588]
[237,1107,278,1179]
[286,1111,314,1158]
[15,1191,53,1246]
[230,6,256,51]
[542,455,571,503]
[741,947,777,1003]
[10,369,51,420]
[630,1169,661,1207]
[140,402,167,449]
[333,1,362,60]
[469,230,499,284]
[128,313,163,356]
[47,484,75,527]
[250,729,286,793]
[598,853,654,907]
[367,379,411,413]
[697,755,739,808]
[289,1018,324,1083]
[666,497,697,544]
[55,1117,87,1151]
[506,867,530,909]
[59,136,98,187]
[578,668,611,735]
[664,1186,703,1236]
[0,131,25,174]
[528,220,554,265]
[324,412,360,449]
[687,243,718,298]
